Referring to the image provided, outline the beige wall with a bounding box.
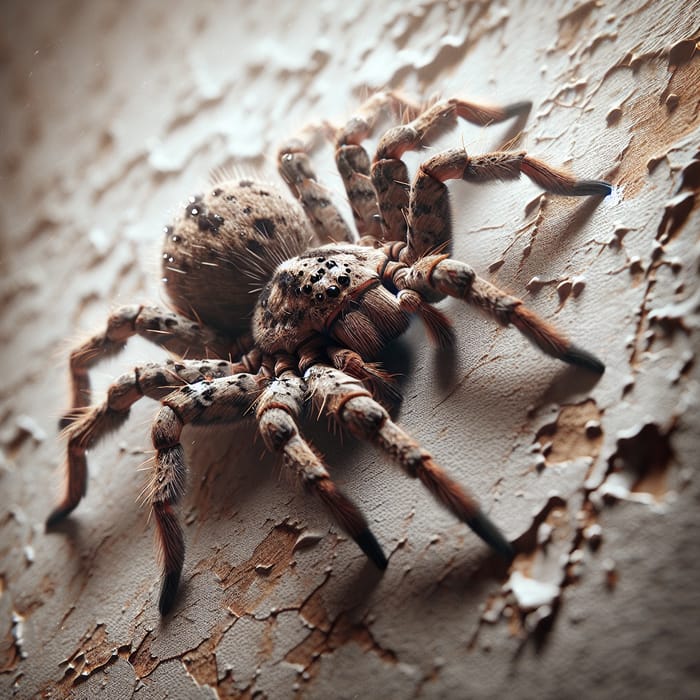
[1,1,699,697]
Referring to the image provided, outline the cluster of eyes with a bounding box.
[295,256,351,301]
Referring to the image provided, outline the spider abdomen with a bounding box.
[162,180,311,337]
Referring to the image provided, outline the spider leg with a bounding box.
[402,148,612,263]
[327,346,402,407]
[147,372,262,614]
[372,98,532,242]
[257,370,386,569]
[334,91,422,239]
[394,255,605,373]
[47,358,254,527]
[62,303,250,428]
[305,364,514,562]
[277,124,355,244]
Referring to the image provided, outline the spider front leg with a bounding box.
[148,372,262,614]
[256,370,387,569]
[304,365,514,562]
[396,255,605,373]
[334,91,422,239]
[278,124,355,245]
[61,304,245,428]
[47,357,255,526]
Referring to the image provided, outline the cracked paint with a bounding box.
[2,0,700,698]
[534,399,604,466]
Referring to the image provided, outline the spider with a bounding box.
[48,92,611,615]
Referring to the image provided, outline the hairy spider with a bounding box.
[49,92,611,615]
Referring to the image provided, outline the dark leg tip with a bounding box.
[466,511,515,563]
[572,179,614,197]
[58,415,73,431]
[46,504,75,529]
[158,570,182,616]
[356,528,388,570]
[563,345,606,375]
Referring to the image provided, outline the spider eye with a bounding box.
[337,275,350,287]
[326,285,340,297]
[302,284,312,294]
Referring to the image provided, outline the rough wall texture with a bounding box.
[1,1,699,698]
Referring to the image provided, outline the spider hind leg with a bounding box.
[47,358,255,529]
[61,304,239,429]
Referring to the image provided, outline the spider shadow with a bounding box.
[546,193,609,260]
[539,362,604,405]
[183,419,276,520]
[319,533,514,639]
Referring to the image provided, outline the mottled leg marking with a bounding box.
[372,98,532,242]
[402,148,612,262]
[149,372,261,614]
[335,92,421,239]
[256,371,386,569]
[305,365,514,561]
[62,304,241,428]
[278,125,355,244]
[396,256,605,373]
[47,358,257,528]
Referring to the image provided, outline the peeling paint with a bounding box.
[534,399,604,466]
[217,523,302,617]
[2,0,700,698]
[597,422,675,504]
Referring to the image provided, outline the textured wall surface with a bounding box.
[1,1,699,698]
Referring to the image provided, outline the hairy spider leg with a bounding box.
[394,254,605,374]
[277,123,356,245]
[370,98,532,242]
[257,371,387,569]
[334,91,423,239]
[47,358,254,527]
[326,345,403,408]
[402,148,612,263]
[61,303,248,429]
[149,372,262,614]
[305,365,514,562]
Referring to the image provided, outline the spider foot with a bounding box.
[158,570,181,616]
[313,476,388,570]
[153,501,185,616]
[355,528,388,570]
[569,179,614,197]
[466,510,515,563]
[45,502,76,528]
[561,344,606,374]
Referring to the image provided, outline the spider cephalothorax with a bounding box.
[49,92,611,615]
[254,245,412,357]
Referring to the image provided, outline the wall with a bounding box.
[1,1,699,698]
